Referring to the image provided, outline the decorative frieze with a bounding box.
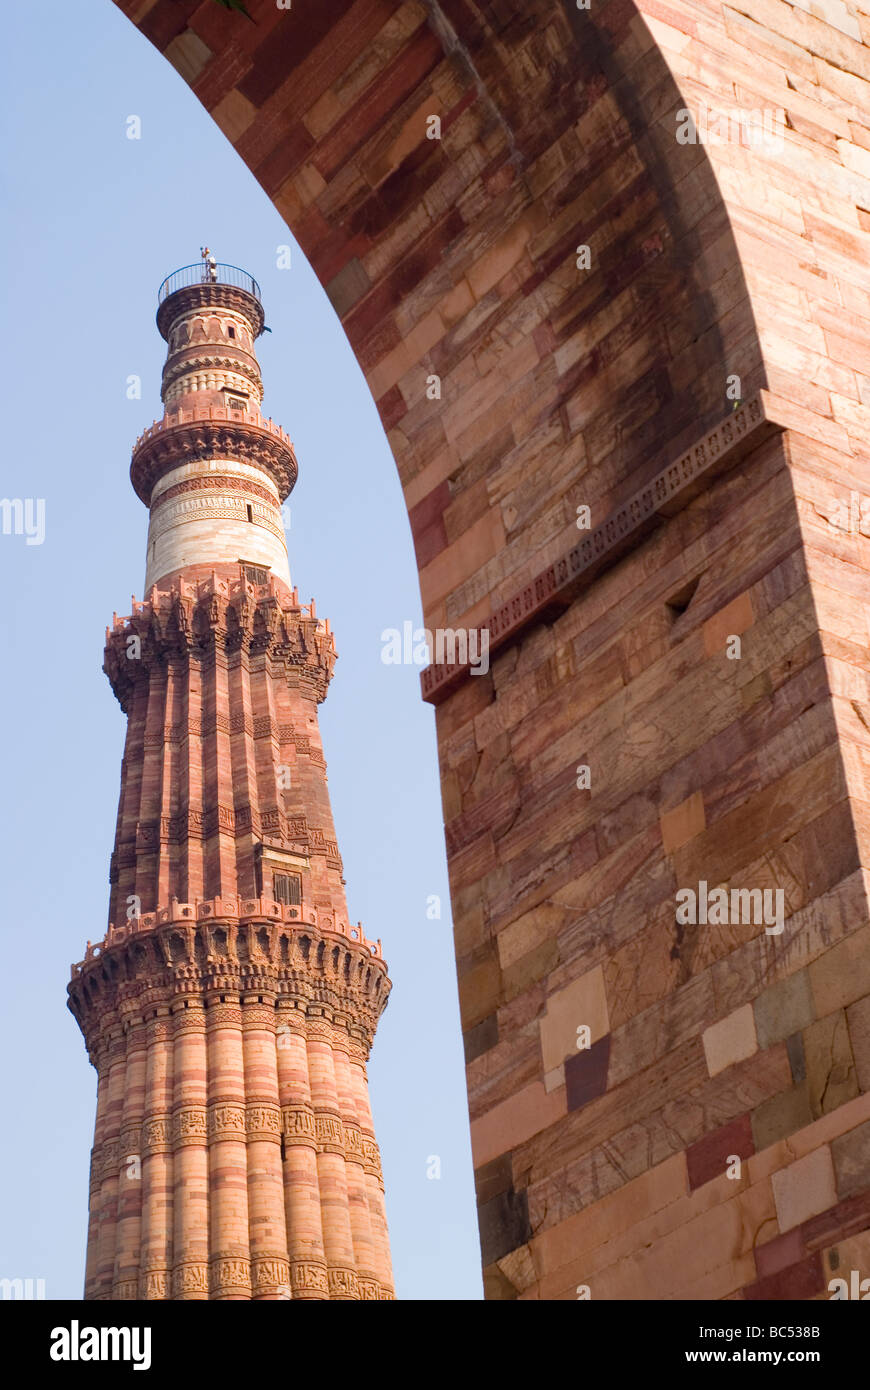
[172,1262,209,1298]
[290,1262,329,1297]
[206,1103,246,1139]
[172,1107,208,1146]
[282,1106,317,1144]
[139,1269,169,1301]
[327,1268,360,1300]
[209,1257,252,1296]
[251,1257,291,1296]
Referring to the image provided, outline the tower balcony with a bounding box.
[156,261,265,340]
[130,404,298,504]
[157,261,261,305]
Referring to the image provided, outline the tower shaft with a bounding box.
[69,260,394,1301]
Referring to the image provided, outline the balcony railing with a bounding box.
[158,262,262,305]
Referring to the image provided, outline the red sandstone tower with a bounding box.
[68,255,394,1301]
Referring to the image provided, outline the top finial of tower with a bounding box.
[200,246,218,283]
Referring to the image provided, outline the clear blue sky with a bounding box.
[0,0,482,1300]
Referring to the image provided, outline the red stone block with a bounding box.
[409,480,451,540]
[565,1035,611,1112]
[686,1113,754,1192]
[801,1188,870,1252]
[753,1227,806,1281]
[141,0,199,50]
[743,1253,825,1301]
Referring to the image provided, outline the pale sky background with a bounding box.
[0,0,482,1300]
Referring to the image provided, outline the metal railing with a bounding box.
[157,262,261,305]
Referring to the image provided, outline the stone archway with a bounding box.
[112,0,870,1300]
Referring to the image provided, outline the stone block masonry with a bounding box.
[106,0,870,1299]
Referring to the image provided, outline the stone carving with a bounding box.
[327,1268,360,1299]
[245,1105,281,1138]
[172,1263,209,1297]
[207,1104,246,1138]
[291,1262,329,1295]
[315,1114,344,1153]
[139,1270,169,1300]
[172,1107,208,1145]
[282,1107,317,1143]
[210,1257,251,1292]
[142,1118,171,1154]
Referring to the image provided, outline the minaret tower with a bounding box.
[68,254,394,1301]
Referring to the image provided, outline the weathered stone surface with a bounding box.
[771,1147,838,1232]
[754,971,815,1050]
[702,1005,758,1079]
[831,1119,870,1198]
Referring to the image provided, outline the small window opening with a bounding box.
[666,576,701,620]
[242,563,268,586]
[273,872,301,906]
[246,504,253,523]
[227,324,236,339]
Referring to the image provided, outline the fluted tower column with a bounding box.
[68,256,394,1301]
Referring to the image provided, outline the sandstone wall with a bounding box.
[111,0,870,1298]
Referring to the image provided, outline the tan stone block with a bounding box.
[754,970,815,1048]
[360,97,435,187]
[837,137,870,180]
[831,1117,870,1196]
[822,1228,870,1292]
[543,1064,564,1094]
[495,1241,537,1295]
[771,1146,838,1232]
[470,1080,567,1170]
[418,506,506,611]
[846,993,870,1091]
[805,1009,859,1116]
[539,966,609,1074]
[810,925,870,1015]
[702,591,755,657]
[531,1153,688,1276]
[440,279,475,328]
[752,1082,814,1150]
[660,790,706,853]
[367,307,444,398]
[748,1099,869,1187]
[164,29,212,85]
[503,936,558,1002]
[210,89,257,143]
[496,902,571,972]
[467,216,538,302]
[458,952,502,1031]
[702,1004,758,1078]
